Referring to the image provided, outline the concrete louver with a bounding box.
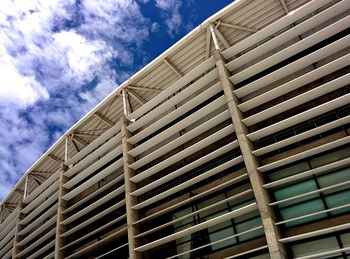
[1,0,350,258]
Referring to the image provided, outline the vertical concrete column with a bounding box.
[55,163,69,259]
[121,117,142,259]
[12,203,24,259]
[214,50,287,259]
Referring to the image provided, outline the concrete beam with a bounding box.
[12,204,24,259]
[205,26,211,59]
[71,135,88,147]
[94,112,115,127]
[213,49,287,259]
[121,117,142,259]
[127,85,162,93]
[48,154,64,163]
[279,0,289,14]
[14,189,24,196]
[164,58,183,78]
[127,89,147,106]
[214,26,230,49]
[55,163,69,259]
[218,21,258,33]
[122,90,132,116]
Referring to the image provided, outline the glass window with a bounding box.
[310,147,350,168]
[209,223,236,251]
[173,207,194,231]
[317,167,350,188]
[198,193,226,219]
[274,179,318,207]
[292,237,340,258]
[325,190,350,216]
[268,162,310,182]
[340,232,350,247]
[236,217,264,242]
[279,199,326,227]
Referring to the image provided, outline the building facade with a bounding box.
[1,0,350,258]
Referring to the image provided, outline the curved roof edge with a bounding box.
[0,0,245,205]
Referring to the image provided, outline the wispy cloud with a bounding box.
[154,0,182,36]
[0,0,150,200]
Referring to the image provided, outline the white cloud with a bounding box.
[155,0,182,36]
[0,57,49,106]
[51,30,114,83]
[0,0,151,200]
[151,22,160,33]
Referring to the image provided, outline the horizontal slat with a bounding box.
[16,228,56,257]
[96,243,129,259]
[130,110,230,170]
[233,34,350,98]
[132,141,238,196]
[61,214,126,250]
[295,246,350,259]
[127,57,215,120]
[127,68,219,133]
[61,207,126,238]
[23,170,59,205]
[17,215,56,247]
[239,53,350,112]
[21,180,59,214]
[264,156,350,189]
[226,0,350,72]
[136,189,253,238]
[0,237,14,258]
[63,173,124,214]
[253,115,350,157]
[135,203,257,252]
[42,251,55,259]
[20,191,58,226]
[2,247,13,259]
[259,136,350,172]
[28,240,55,259]
[270,179,350,206]
[66,121,121,165]
[128,95,227,157]
[0,209,18,241]
[128,82,222,145]
[167,226,264,259]
[276,203,350,226]
[64,145,122,189]
[243,72,350,126]
[232,14,350,84]
[65,133,121,178]
[132,157,245,210]
[280,222,350,243]
[130,124,235,183]
[62,157,124,201]
[224,245,269,259]
[222,0,334,59]
[62,188,125,225]
[247,93,350,141]
[134,173,248,225]
[18,204,57,236]
[27,239,55,259]
[0,228,15,252]
[65,226,128,259]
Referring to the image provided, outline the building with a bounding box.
[1,0,350,258]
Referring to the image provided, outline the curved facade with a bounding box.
[1,0,350,258]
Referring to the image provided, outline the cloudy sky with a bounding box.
[0,0,232,200]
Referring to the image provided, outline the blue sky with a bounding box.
[0,0,232,200]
